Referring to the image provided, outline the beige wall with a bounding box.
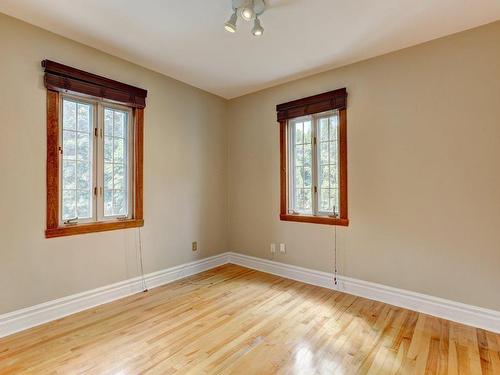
[227,21,500,311]
[0,13,228,314]
[1,12,499,316]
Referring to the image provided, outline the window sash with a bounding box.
[59,94,133,225]
[59,96,97,224]
[288,115,314,215]
[316,112,339,217]
[98,103,134,221]
[288,110,340,217]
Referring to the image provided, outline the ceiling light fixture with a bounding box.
[225,0,266,37]
[252,17,264,36]
[224,10,238,33]
[240,6,255,21]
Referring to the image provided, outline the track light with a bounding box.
[224,10,238,33]
[252,17,264,36]
[224,0,266,36]
[240,6,255,21]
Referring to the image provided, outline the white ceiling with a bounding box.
[1,0,499,99]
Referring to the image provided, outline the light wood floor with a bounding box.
[0,264,499,374]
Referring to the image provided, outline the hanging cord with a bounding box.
[333,225,338,286]
[138,227,148,292]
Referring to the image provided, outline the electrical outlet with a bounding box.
[192,241,198,251]
[279,243,286,253]
[270,243,276,253]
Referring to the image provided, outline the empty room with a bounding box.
[0,0,499,374]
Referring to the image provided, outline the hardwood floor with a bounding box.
[0,264,498,374]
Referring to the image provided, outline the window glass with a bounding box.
[289,110,340,217]
[318,114,339,215]
[103,108,129,217]
[61,99,93,220]
[291,119,313,213]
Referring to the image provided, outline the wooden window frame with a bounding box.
[276,88,348,226]
[43,60,146,238]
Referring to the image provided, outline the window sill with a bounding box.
[280,214,349,226]
[45,218,144,238]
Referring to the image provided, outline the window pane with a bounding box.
[77,190,91,218]
[329,166,338,187]
[303,144,312,167]
[320,142,329,165]
[329,141,337,162]
[329,116,338,141]
[295,145,304,166]
[103,107,129,217]
[104,109,113,135]
[303,167,312,188]
[295,122,303,144]
[320,189,330,211]
[76,161,91,190]
[63,100,76,130]
[104,190,113,216]
[114,190,127,216]
[114,112,125,137]
[76,133,90,161]
[104,136,113,162]
[63,131,76,159]
[62,190,76,220]
[61,98,94,222]
[104,163,113,190]
[297,189,309,211]
[294,187,312,213]
[77,103,91,132]
[303,189,312,210]
[303,121,311,144]
[319,118,329,141]
[113,164,125,190]
[295,167,304,188]
[320,165,329,189]
[62,160,76,189]
[113,138,125,163]
[330,189,339,215]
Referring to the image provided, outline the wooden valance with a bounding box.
[41,60,148,108]
[276,88,347,121]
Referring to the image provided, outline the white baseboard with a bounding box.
[2,251,498,338]
[226,252,500,333]
[0,253,229,338]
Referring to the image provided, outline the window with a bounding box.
[276,89,348,226]
[102,106,133,218]
[60,97,133,224]
[43,60,146,238]
[289,110,340,216]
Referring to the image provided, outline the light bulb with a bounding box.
[240,7,255,21]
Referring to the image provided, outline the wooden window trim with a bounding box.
[43,61,146,238]
[276,88,348,226]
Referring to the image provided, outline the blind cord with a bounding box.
[138,227,148,292]
[334,225,338,286]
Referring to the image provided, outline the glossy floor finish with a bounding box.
[0,264,499,374]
